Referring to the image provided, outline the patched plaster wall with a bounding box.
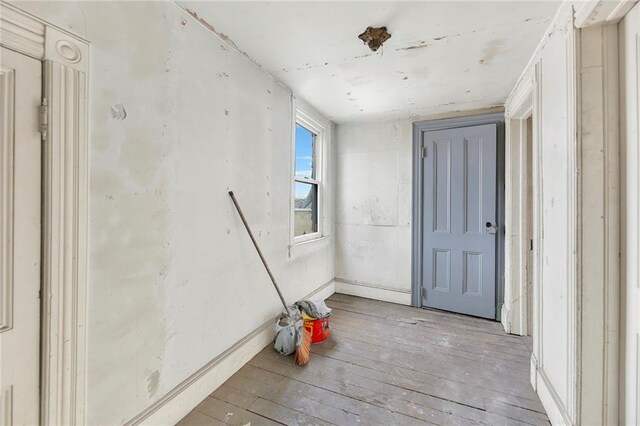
[335,119,413,304]
[10,2,335,424]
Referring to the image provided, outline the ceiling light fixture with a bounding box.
[358,26,391,52]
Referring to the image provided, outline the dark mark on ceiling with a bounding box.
[397,42,429,51]
[480,39,506,66]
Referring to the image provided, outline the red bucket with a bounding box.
[303,317,330,344]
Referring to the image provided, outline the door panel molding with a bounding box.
[0,65,15,334]
[432,139,451,233]
[0,3,89,424]
[412,112,504,314]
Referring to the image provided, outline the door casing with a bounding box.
[411,112,505,321]
[0,3,90,424]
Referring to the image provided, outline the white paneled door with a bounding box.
[422,124,497,319]
[0,47,42,425]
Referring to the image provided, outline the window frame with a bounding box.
[291,106,325,245]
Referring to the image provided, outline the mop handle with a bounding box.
[228,191,292,317]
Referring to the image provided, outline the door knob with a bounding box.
[485,221,498,234]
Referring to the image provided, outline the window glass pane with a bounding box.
[295,124,315,179]
[294,181,318,236]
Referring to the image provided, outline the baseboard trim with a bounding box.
[127,279,335,426]
[533,362,573,425]
[335,278,411,305]
[501,304,510,333]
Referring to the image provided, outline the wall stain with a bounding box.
[147,370,160,397]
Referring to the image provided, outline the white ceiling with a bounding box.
[179,1,560,123]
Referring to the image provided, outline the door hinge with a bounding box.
[529,239,534,251]
[421,146,427,158]
[39,98,48,140]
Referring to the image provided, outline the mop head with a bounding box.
[273,302,329,365]
[273,310,303,356]
[273,307,311,365]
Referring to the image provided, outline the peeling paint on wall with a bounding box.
[182,7,264,70]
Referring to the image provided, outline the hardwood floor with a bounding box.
[178,294,548,425]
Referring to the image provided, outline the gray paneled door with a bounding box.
[422,124,497,319]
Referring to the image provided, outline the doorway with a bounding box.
[524,116,534,336]
[0,46,43,425]
[412,113,505,320]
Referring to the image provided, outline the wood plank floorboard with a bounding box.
[178,294,549,425]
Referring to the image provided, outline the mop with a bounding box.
[228,191,311,365]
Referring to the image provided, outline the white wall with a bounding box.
[334,120,413,305]
[11,2,335,424]
[506,2,623,424]
[505,3,576,424]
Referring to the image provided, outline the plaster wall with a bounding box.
[505,3,577,423]
[10,2,335,424]
[334,119,412,304]
[534,12,572,414]
[506,3,627,423]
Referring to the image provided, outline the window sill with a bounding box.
[289,235,331,260]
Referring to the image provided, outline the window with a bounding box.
[293,111,323,243]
